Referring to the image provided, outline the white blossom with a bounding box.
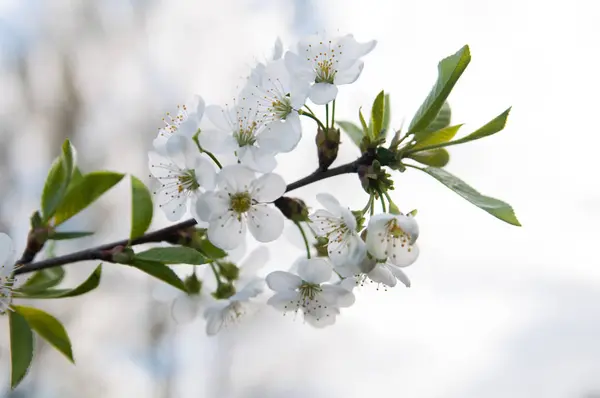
[366,213,420,267]
[266,257,354,328]
[285,33,376,104]
[241,59,309,154]
[149,135,217,221]
[153,95,205,155]
[0,233,16,314]
[195,165,285,250]
[309,193,365,266]
[336,254,411,290]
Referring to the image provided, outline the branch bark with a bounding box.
[14,155,372,275]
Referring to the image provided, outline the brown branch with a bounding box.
[14,154,372,276]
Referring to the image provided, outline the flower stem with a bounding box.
[331,100,336,127]
[298,110,326,131]
[379,193,387,213]
[361,195,374,215]
[294,221,311,259]
[325,104,330,129]
[210,262,222,284]
[193,132,223,169]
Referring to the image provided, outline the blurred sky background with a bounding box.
[1,0,599,397]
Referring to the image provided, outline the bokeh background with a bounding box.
[1,0,599,397]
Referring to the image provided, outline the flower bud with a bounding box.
[111,246,135,264]
[357,160,394,196]
[212,283,236,299]
[274,197,309,222]
[218,261,240,281]
[315,127,340,171]
[184,273,202,295]
[313,236,329,257]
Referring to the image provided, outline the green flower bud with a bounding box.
[184,273,202,295]
[218,261,240,281]
[274,197,310,222]
[313,236,329,257]
[357,160,394,197]
[315,127,340,171]
[212,283,236,299]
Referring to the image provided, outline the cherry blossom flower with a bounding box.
[153,95,205,155]
[309,193,365,266]
[149,135,217,221]
[285,34,376,104]
[266,257,354,328]
[0,233,16,314]
[366,213,419,267]
[336,254,411,290]
[195,165,285,250]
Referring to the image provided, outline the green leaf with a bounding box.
[418,167,521,226]
[337,121,364,148]
[407,149,450,167]
[130,259,187,292]
[40,140,75,222]
[15,265,102,299]
[9,311,34,389]
[130,176,153,239]
[135,246,208,265]
[381,94,391,139]
[67,166,84,189]
[49,231,95,240]
[14,306,74,363]
[370,90,385,139]
[53,171,125,226]
[358,108,369,135]
[408,46,470,134]
[419,101,451,138]
[198,238,227,259]
[449,107,511,146]
[19,267,65,293]
[412,124,462,150]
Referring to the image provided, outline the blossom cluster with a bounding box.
[146,33,421,335]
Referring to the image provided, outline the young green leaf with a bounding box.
[53,171,125,226]
[406,149,450,167]
[8,311,34,389]
[49,231,95,240]
[408,46,470,134]
[14,306,74,363]
[418,167,521,226]
[370,90,385,139]
[19,267,65,294]
[412,124,462,150]
[198,238,228,259]
[447,107,511,146]
[40,140,76,222]
[129,259,187,292]
[337,121,364,148]
[381,93,391,139]
[358,108,369,135]
[135,246,208,265]
[130,176,153,239]
[14,265,102,299]
[418,101,452,140]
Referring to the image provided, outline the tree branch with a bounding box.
[14,155,372,276]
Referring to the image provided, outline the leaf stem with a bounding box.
[294,221,311,259]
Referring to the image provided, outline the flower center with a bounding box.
[388,219,409,240]
[158,104,188,137]
[299,281,322,301]
[270,95,292,120]
[177,169,199,193]
[230,192,252,214]
[315,59,337,84]
[234,122,258,147]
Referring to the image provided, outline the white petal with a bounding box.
[366,213,396,260]
[232,278,264,301]
[388,265,411,287]
[395,214,420,244]
[336,35,377,68]
[267,291,301,312]
[204,303,227,336]
[177,118,199,138]
[304,306,339,328]
[0,233,14,277]
[388,241,420,267]
[316,193,343,217]
[191,95,205,123]
[165,134,196,169]
[334,60,365,85]
[207,212,246,250]
[159,194,188,222]
[258,119,301,153]
[297,258,332,284]
[198,129,236,154]
[239,146,277,173]
[171,295,200,324]
[309,209,340,236]
[367,263,397,287]
[194,156,217,191]
[194,191,229,222]
[309,83,338,105]
[247,204,284,243]
[329,235,366,267]
[239,246,270,280]
[284,51,315,82]
[205,105,232,132]
[250,173,286,203]
[321,284,355,308]
[266,271,302,292]
[218,165,255,193]
[290,81,310,109]
[148,151,176,179]
[272,37,283,60]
